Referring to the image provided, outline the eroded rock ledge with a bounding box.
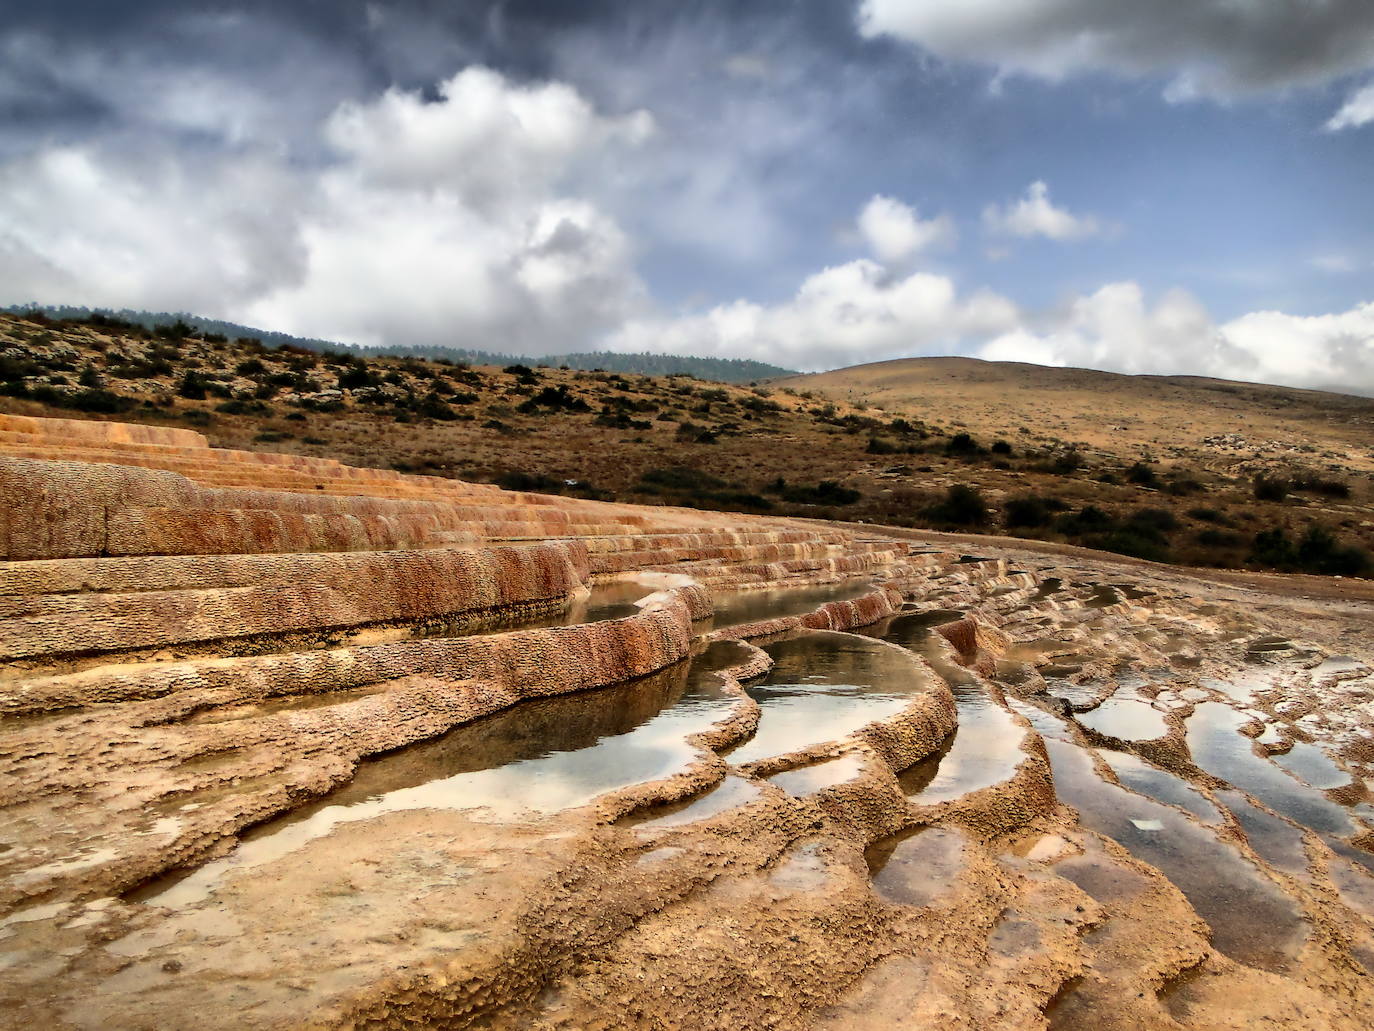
[2,416,1373,1031]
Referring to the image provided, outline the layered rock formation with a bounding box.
[2,415,1373,1030]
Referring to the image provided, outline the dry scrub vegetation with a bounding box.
[4,309,1373,576]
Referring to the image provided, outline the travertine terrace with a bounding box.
[2,414,1374,1029]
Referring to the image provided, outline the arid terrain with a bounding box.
[1,403,1373,1029]
[4,311,1373,575]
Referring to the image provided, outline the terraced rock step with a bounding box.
[2,415,1373,1030]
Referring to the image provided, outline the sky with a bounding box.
[1,1,1373,390]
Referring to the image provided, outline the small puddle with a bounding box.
[1055,847,1153,906]
[1312,655,1364,677]
[879,614,1025,803]
[1215,790,1309,877]
[134,645,744,908]
[1042,734,1308,971]
[705,578,875,630]
[726,632,924,766]
[1099,751,1222,825]
[623,775,762,830]
[1271,742,1352,792]
[485,579,658,633]
[1186,702,1353,837]
[1328,853,1374,920]
[765,754,865,796]
[866,826,966,908]
[770,841,830,893]
[1076,699,1168,742]
[1198,671,1275,706]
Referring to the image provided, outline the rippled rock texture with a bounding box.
[2,415,1373,1030]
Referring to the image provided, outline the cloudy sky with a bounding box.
[2,1,1373,389]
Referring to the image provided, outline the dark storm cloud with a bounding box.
[1,2,1371,388]
[859,0,1374,98]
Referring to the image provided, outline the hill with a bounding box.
[776,355,1374,466]
[3,309,1372,575]
[1,304,794,383]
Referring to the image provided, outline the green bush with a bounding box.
[177,370,210,399]
[1126,462,1158,487]
[1127,507,1179,532]
[926,484,988,526]
[1253,474,1288,502]
[639,466,727,492]
[1004,494,1053,528]
[781,480,862,506]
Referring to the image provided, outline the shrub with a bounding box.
[1187,507,1227,523]
[61,388,135,414]
[1126,462,1158,487]
[177,370,210,400]
[1296,525,1372,576]
[781,480,862,506]
[235,359,267,377]
[1253,474,1289,502]
[415,392,458,421]
[337,363,380,391]
[1290,474,1351,498]
[1127,507,1179,533]
[1165,475,1203,495]
[1089,529,1170,562]
[153,319,196,340]
[639,466,727,492]
[990,439,1013,456]
[498,470,562,493]
[1003,494,1053,529]
[215,399,272,416]
[1196,528,1244,548]
[518,385,591,414]
[944,432,982,457]
[1055,505,1114,535]
[926,484,988,526]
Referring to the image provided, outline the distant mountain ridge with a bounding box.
[4,304,794,383]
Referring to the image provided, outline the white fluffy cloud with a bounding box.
[1327,81,1374,131]
[983,181,1102,241]
[608,258,1018,371]
[980,282,1374,392]
[0,67,653,353]
[857,0,1374,102]
[856,194,955,262]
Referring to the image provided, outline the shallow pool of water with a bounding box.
[705,578,875,630]
[1186,703,1353,837]
[623,774,762,830]
[1099,750,1222,825]
[1077,699,1169,742]
[875,614,1026,802]
[1215,789,1309,877]
[136,643,747,908]
[766,754,866,796]
[725,632,926,766]
[1043,734,1308,971]
[1271,741,1352,791]
[866,827,966,907]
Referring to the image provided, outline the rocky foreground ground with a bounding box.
[1,414,1373,1029]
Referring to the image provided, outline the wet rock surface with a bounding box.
[2,416,1374,1029]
